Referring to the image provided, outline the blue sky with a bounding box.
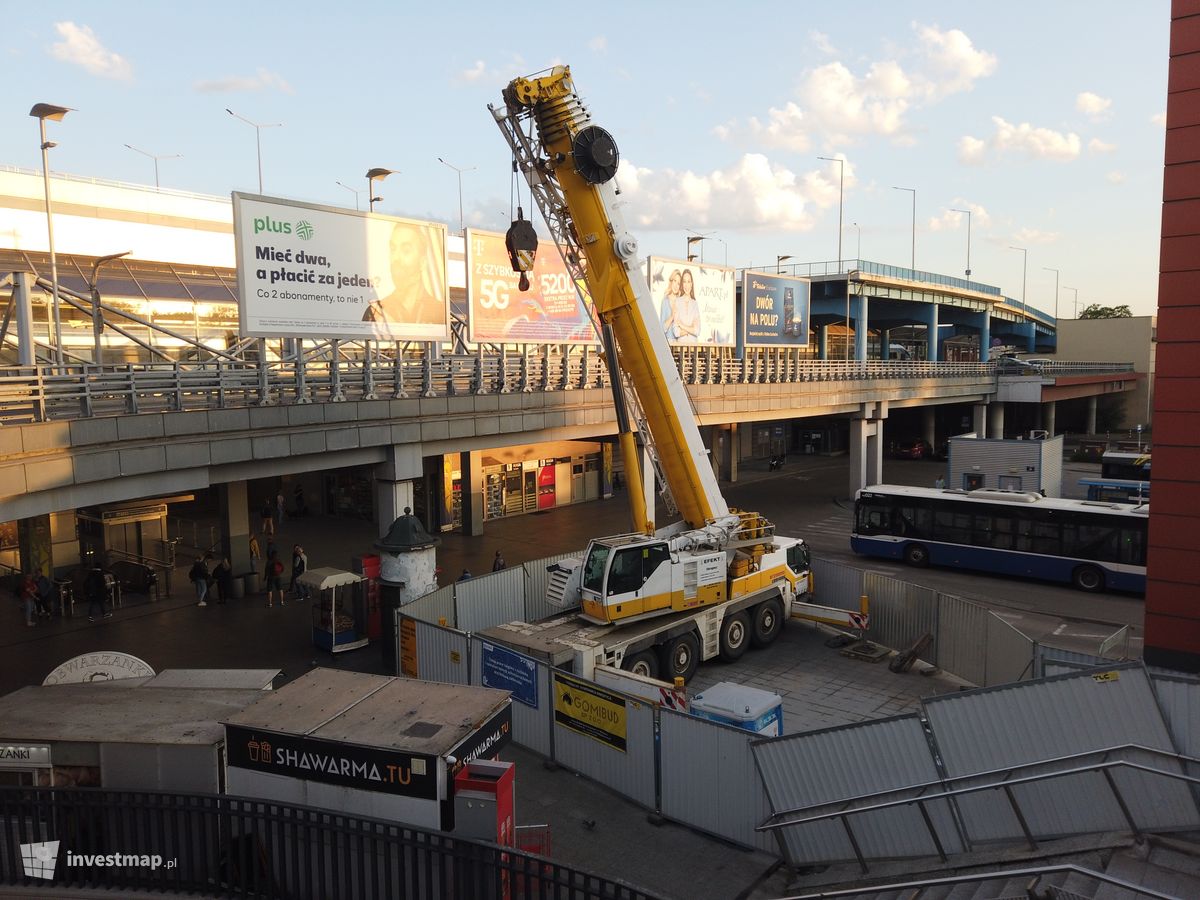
[0,2,1170,316]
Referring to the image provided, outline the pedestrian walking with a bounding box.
[249,534,261,574]
[190,554,211,607]
[19,573,38,627]
[276,491,286,527]
[260,499,275,536]
[457,568,473,582]
[293,483,308,517]
[266,550,285,608]
[298,546,310,599]
[492,550,507,572]
[934,475,946,490]
[289,544,307,600]
[214,557,234,604]
[84,565,110,621]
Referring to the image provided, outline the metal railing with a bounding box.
[0,785,662,900]
[757,742,1200,875]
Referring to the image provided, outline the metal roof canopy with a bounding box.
[144,669,281,691]
[0,684,263,745]
[223,667,510,757]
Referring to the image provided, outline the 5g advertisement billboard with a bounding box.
[646,257,736,348]
[232,193,449,341]
[464,228,596,344]
[741,272,811,347]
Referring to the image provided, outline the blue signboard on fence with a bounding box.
[481,640,539,709]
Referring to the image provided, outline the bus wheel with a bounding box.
[719,612,751,662]
[623,650,659,679]
[1073,565,1105,592]
[660,632,700,683]
[751,598,784,648]
[904,544,930,567]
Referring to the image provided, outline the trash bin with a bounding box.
[243,572,260,596]
[231,575,246,600]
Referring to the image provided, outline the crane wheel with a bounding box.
[750,598,784,648]
[659,632,700,684]
[622,650,660,680]
[719,612,750,662]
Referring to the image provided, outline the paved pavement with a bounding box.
[0,455,1101,899]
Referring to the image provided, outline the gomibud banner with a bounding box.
[465,228,595,344]
[741,271,811,347]
[646,257,736,347]
[233,193,449,340]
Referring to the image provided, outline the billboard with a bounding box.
[233,193,449,340]
[646,257,736,347]
[741,272,811,347]
[465,228,596,344]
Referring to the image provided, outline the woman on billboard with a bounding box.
[659,269,682,335]
[362,221,446,334]
[664,269,701,342]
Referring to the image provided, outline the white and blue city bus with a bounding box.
[852,485,1148,593]
[1079,478,1150,504]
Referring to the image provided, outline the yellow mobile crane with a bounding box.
[488,67,866,681]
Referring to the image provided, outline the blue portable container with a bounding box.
[689,682,783,737]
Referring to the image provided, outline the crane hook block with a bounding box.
[505,207,539,292]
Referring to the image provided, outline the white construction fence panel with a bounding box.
[659,709,776,853]
[863,572,937,654]
[469,635,553,758]
[984,614,1036,685]
[406,618,470,686]
[934,593,989,687]
[923,665,1200,845]
[810,558,865,610]
[752,715,963,867]
[455,567,526,633]
[550,673,657,811]
[401,584,456,627]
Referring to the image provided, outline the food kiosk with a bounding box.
[303,567,368,653]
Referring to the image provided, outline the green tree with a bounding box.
[1079,303,1133,319]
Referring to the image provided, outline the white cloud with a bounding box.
[1106,170,1126,184]
[960,117,1081,163]
[1151,111,1167,127]
[588,36,607,53]
[1076,91,1113,121]
[737,23,994,150]
[455,55,529,85]
[195,67,292,94]
[459,60,487,82]
[1012,227,1059,245]
[810,30,836,55]
[51,21,131,80]
[1088,137,1116,154]
[617,154,843,232]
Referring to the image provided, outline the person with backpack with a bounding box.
[266,550,285,608]
[190,554,211,608]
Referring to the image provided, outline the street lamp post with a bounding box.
[1064,286,1079,318]
[852,222,861,261]
[714,236,728,267]
[817,156,844,274]
[1043,267,1060,321]
[437,157,475,233]
[123,144,181,190]
[775,254,792,274]
[1008,246,1028,316]
[226,109,281,193]
[893,186,916,271]
[30,102,71,368]
[366,168,397,212]
[687,236,707,262]
[88,251,131,364]
[950,208,973,280]
[336,180,364,210]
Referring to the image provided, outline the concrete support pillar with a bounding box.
[375,444,425,537]
[727,423,739,482]
[18,515,53,576]
[217,481,251,575]
[460,450,485,537]
[972,403,987,437]
[988,402,1005,440]
[1021,321,1037,353]
[1086,396,1098,435]
[923,407,937,448]
[817,324,829,360]
[13,272,36,366]
[975,311,991,361]
[848,403,884,497]
[880,328,891,360]
[375,480,415,537]
[1044,400,1057,437]
[854,295,869,362]
[923,303,940,362]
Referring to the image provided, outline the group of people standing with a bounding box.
[18,565,115,626]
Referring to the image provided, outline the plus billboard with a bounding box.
[741,272,811,348]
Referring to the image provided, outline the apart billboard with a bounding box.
[741,272,811,347]
[232,193,449,340]
[465,228,596,344]
[646,258,736,347]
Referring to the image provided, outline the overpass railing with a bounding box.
[0,351,1129,425]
